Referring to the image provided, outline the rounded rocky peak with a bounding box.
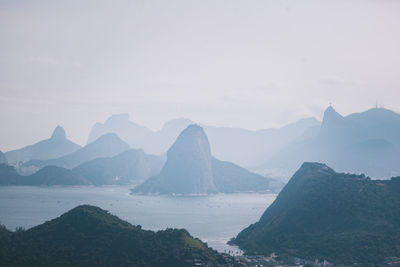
[167,124,211,160]
[182,124,205,135]
[51,125,66,140]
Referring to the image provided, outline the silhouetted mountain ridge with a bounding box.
[0,205,227,266]
[133,125,279,195]
[233,162,400,264]
[264,107,400,178]
[5,126,81,163]
[20,133,131,174]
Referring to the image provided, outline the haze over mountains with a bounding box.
[5,126,81,164]
[233,162,400,265]
[87,114,320,168]
[264,107,400,178]
[2,106,400,186]
[132,125,279,195]
[85,106,400,180]
[19,133,132,175]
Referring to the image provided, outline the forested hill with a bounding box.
[233,162,400,265]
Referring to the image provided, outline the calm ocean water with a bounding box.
[0,186,276,254]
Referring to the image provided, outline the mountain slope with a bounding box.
[264,107,400,178]
[132,125,278,195]
[22,133,131,172]
[0,164,90,186]
[87,113,152,148]
[0,205,227,266]
[5,126,81,163]
[1,148,162,186]
[133,125,217,194]
[233,162,400,264]
[212,158,281,193]
[0,150,6,164]
[73,149,164,185]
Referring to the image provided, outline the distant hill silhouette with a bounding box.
[5,126,81,164]
[233,162,400,264]
[87,113,152,149]
[132,125,279,195]
[20,133,131,174]
[0,147,163,186]
[264,107,400,178]
[72,149,164,185]
[87,115,319,168]
[0,205,227,266]
[0,164,90,186]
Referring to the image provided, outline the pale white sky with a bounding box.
[1,0,400,151]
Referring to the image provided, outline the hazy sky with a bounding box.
[1,0,400,151]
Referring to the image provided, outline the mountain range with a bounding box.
[132,125,280,195]
[5,126,81,164]
[0,146,163,186]
[0,205,228,266]
[263,107,400,179]
[19,133,132,175]
[87,114,320,168]
[233,162,400,265]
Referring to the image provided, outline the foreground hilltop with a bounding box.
[233,162,400,265]
[0,205,229,266]
[132,124,280,195]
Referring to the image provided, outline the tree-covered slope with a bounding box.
[0,205,228,267]
[233,162,400,265]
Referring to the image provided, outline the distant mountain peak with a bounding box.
[133,124,217,194]
[323,105,343,121]
[105,113,130,124]
[51,125,67,140]
[167,124,210,157]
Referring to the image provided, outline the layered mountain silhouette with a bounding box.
[20,133,131,174]
[0,164,90,186]
[87,114,319,168]
[0,205,227,266]
[132,125,279,195]
[87,113,152,149]
[233,162,400,264]
[5,126,81,164]
[1,148,163,186]
[72,149,164,185]
[263,107,400,178]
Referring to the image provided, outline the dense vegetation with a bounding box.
[0,205,228,266]
[233,162,400,265]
